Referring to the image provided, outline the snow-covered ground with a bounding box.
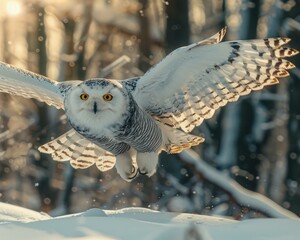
[0,202,299,240]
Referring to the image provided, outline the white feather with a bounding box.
[39,129,116,172]
[131,28,298,132]
[0,61,80,109]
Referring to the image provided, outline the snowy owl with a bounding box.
[0,27,298,181]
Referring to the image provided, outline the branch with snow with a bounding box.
[179,150,299,219]
[97,55,131,78]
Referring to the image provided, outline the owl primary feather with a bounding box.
[0,27,298,181]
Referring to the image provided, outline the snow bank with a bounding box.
[0,202,299,240]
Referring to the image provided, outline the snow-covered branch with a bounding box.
[98,55,131,78]
[179,150,299,219]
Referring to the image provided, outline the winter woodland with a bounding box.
[0,0,300,231]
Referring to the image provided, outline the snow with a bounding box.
[1,202,300,240]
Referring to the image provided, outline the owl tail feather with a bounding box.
[158,123,204,154]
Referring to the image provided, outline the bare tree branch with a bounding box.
[179,150,299,219]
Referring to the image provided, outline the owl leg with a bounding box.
[115,151,138,182]
[136,152,158,177]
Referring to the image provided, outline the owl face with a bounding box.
[64,79,129,134]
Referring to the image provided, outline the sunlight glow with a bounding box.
[6,0,22,16]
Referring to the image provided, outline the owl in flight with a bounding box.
[0,27,298,181]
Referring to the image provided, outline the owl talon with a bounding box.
[127,165,138,180]
[138,169,148,175]
[115,152,138,182]
[136,152,158,178]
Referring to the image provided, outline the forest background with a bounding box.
[0,0,300,219]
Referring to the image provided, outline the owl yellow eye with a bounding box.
[103,93,113,101]
[80,93,89,100]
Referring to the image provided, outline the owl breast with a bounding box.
[116,100,163,153]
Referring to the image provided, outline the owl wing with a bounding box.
[132,27,298,132]
[38,129,116,172]
[0,61,80,109]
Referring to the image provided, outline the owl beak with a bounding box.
[93,102,98,114]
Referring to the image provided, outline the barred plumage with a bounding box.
[39,130,116,171]
[120,101,163,153]
[0,27,298,181]
[133,28,298,133]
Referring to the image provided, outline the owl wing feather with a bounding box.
[189,26,227,47]
[132,27,298,133]
[0,61,80,109]
[38,129,116,172]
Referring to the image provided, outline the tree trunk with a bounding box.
[165,0,190,53]
[35,7,58,212]
[234,0,261,190]
[138,0,152,72]
[285,14,300,215]
[159,0,190,184]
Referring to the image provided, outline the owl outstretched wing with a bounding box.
[0,61,80,109]
[0,62,116,170]
[38,129,116,172]
[132,27,298,132]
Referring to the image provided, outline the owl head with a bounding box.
[64,78,130,133]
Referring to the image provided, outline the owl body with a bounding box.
[64,78,164,178]
[0,27,298,181]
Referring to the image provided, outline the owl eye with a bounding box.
[103,93,113,101]
[80,93,89,100]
